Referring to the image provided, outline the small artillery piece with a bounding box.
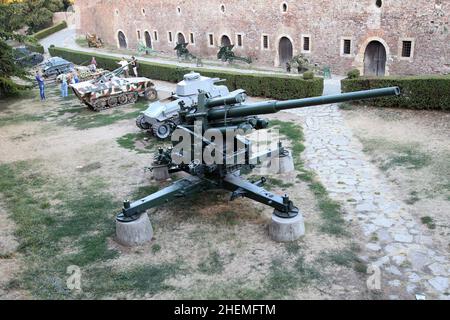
[137,42,159,55]
[290,54,311,73]
[86,33,103,48]
[174,42,197,61]
[116,86,400,244]
[217,45,252,64]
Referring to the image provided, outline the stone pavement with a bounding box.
[285,79,449,300]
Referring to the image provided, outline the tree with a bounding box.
[20,0,65,34]
[0,1,25,33]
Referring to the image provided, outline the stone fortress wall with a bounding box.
[75,0,449,76]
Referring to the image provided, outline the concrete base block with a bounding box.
[152,164,170,181]
[269,213,305,242]
[267,150,295,174]
[116,213,153,246]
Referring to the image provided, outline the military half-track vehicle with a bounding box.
[41,57,73,78]
[70,64,158,111]
[136,72,231,139]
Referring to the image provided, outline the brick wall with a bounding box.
[75,0,450,76]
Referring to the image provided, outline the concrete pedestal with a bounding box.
[152,164,170,181]
[269,213,305,242]
[115,213,153,246]
[267,150,295,174]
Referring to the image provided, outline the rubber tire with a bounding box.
[144,88,158,101]
[155,124,172,139]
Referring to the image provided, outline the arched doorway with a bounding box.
[118,31,127,49]
[221,35,231,47]
[278,37,293,66]
[144,31,152,48]
[364,41,386,76]
[177,33,186,44]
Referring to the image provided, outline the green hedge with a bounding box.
[48,47,324,100]
[33,21,67,40]
[25,40,44,54]
[342,76,450,110]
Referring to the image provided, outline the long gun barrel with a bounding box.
[206,87,400,120]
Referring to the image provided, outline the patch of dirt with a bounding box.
[0,82,375,299]
[342,107,450,255]
[0,204,29,299]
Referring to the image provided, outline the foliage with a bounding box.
[0,38,28,97]
[0,1,25,32]
[20,0,65,34]
[342,75,450,110]
[346,69,360,79]
[49,47,324,100]
[33,21,67,40]
[303,71,314,80]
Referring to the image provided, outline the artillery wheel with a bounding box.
[154,124,172,140]
[144,87,158,101]
[127,92,138,104]
[108,96,118,108]
[118,94,127,105]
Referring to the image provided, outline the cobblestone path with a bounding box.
[286,102,449,300]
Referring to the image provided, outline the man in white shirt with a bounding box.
[118,58,129,77]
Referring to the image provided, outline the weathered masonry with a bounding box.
[75,0,449,76]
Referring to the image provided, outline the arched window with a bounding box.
[117,31,127,49]
[221,35,231,46]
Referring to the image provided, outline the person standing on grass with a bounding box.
[60,73,68,98]
[118,57,129,77]
[90,57,97,72]
[131,56,139,77]
[35,71,45,101]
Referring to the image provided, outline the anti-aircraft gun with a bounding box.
[117,86,401,241]
[217,45,252,64]
[174,42,197,61]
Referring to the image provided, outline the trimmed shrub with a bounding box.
[33,21,68,40]
[303,71,314,80]
[25,41,44,54]
[347,69,360,79]
[341,75,450,110]
[49,47,324,100]
[0,77,28,98]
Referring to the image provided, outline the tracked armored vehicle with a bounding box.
[70,64,157,111]
[41,57,73,78]
[136,72,231,139]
